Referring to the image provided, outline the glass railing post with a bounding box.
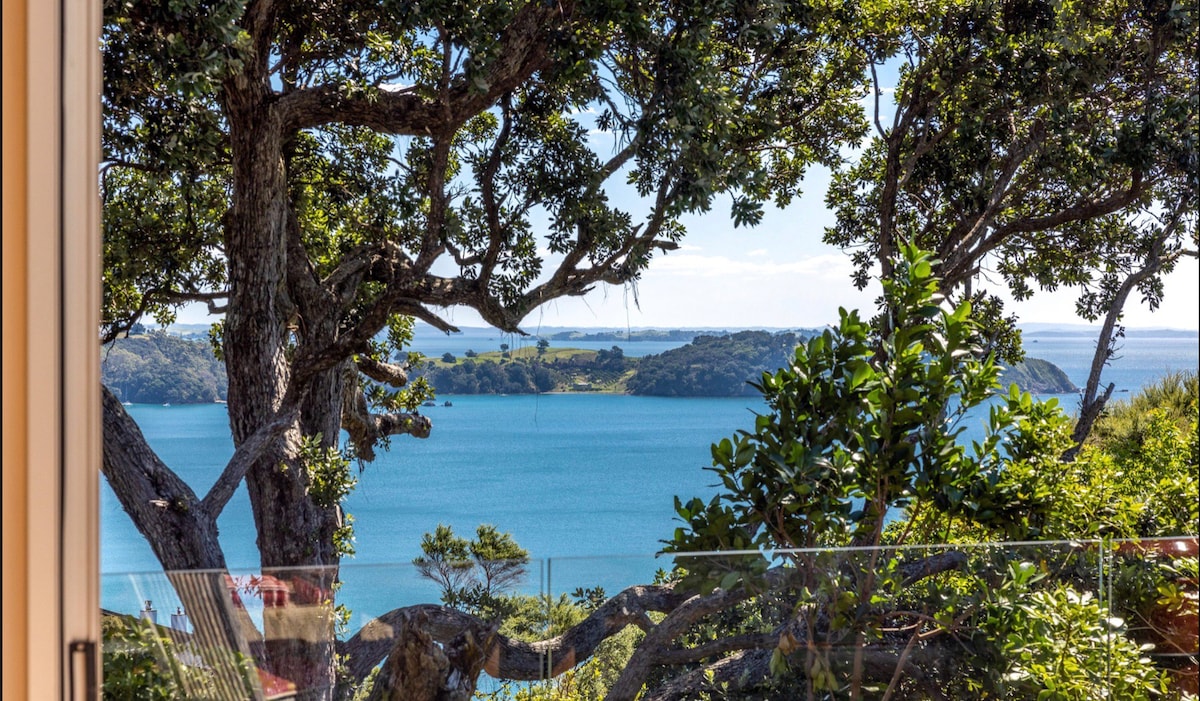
[544,555,552,685]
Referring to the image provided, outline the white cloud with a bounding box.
[652,252,854,279]
[746,248,768,257]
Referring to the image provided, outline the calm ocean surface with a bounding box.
[102,330,1197,624]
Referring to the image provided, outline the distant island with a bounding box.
[1000,357,1078,394]
[419,330,803,396]
[1019,323,1198,338]
[542,328,821,343]
[625,331,802,396]
[103,327,1079,402]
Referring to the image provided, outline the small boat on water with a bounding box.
[162,402,171,407]
[122,401,132,406]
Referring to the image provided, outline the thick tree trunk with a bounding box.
[223,80,339,697]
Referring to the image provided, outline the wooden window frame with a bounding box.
[3,0,102,697]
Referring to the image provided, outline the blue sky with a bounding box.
[410,136,1198,332]
[501,70,1200,332]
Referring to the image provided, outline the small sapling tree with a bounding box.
[414,524,530,613]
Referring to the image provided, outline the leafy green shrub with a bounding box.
[572,626,644,701]
[102,615,181,700]
[474,626,645,701]
[1040,374,1198,540]
[414,523,530,613]
[102,613,265,700]
[1089,371,1198,458]
[493,593,586,642]
[667,246,1070,591]
[983,573,1170,700]
[650,247,1195,699]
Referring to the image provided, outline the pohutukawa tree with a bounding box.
[101,0,873,696]
[825,0,1198,446]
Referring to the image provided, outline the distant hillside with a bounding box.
[548,329,711,343]
[1001,358,1078,394]
[627,330,803,397]
[417,332,801,397]
[144,322,216,339]
[418,335,1079,398]
[102,332,226,404]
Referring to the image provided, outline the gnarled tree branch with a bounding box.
[278,1,572,136]
[339,584,688,686]
[102,385,219,570]
[356,356,410,388]
[341,364,432,462]
[1065,223,1194,458]
[199,388,304,518]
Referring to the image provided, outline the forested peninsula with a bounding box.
[101,330,226,404]
[626,331,802,396]
[102,329,1077,402]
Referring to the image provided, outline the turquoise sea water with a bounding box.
[102,331,1197,624]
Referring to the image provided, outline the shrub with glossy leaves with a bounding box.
[983,565,1170,700]
[666,245,1070,593]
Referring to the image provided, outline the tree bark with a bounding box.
[223,41,341,695]
[365,609,498,701]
